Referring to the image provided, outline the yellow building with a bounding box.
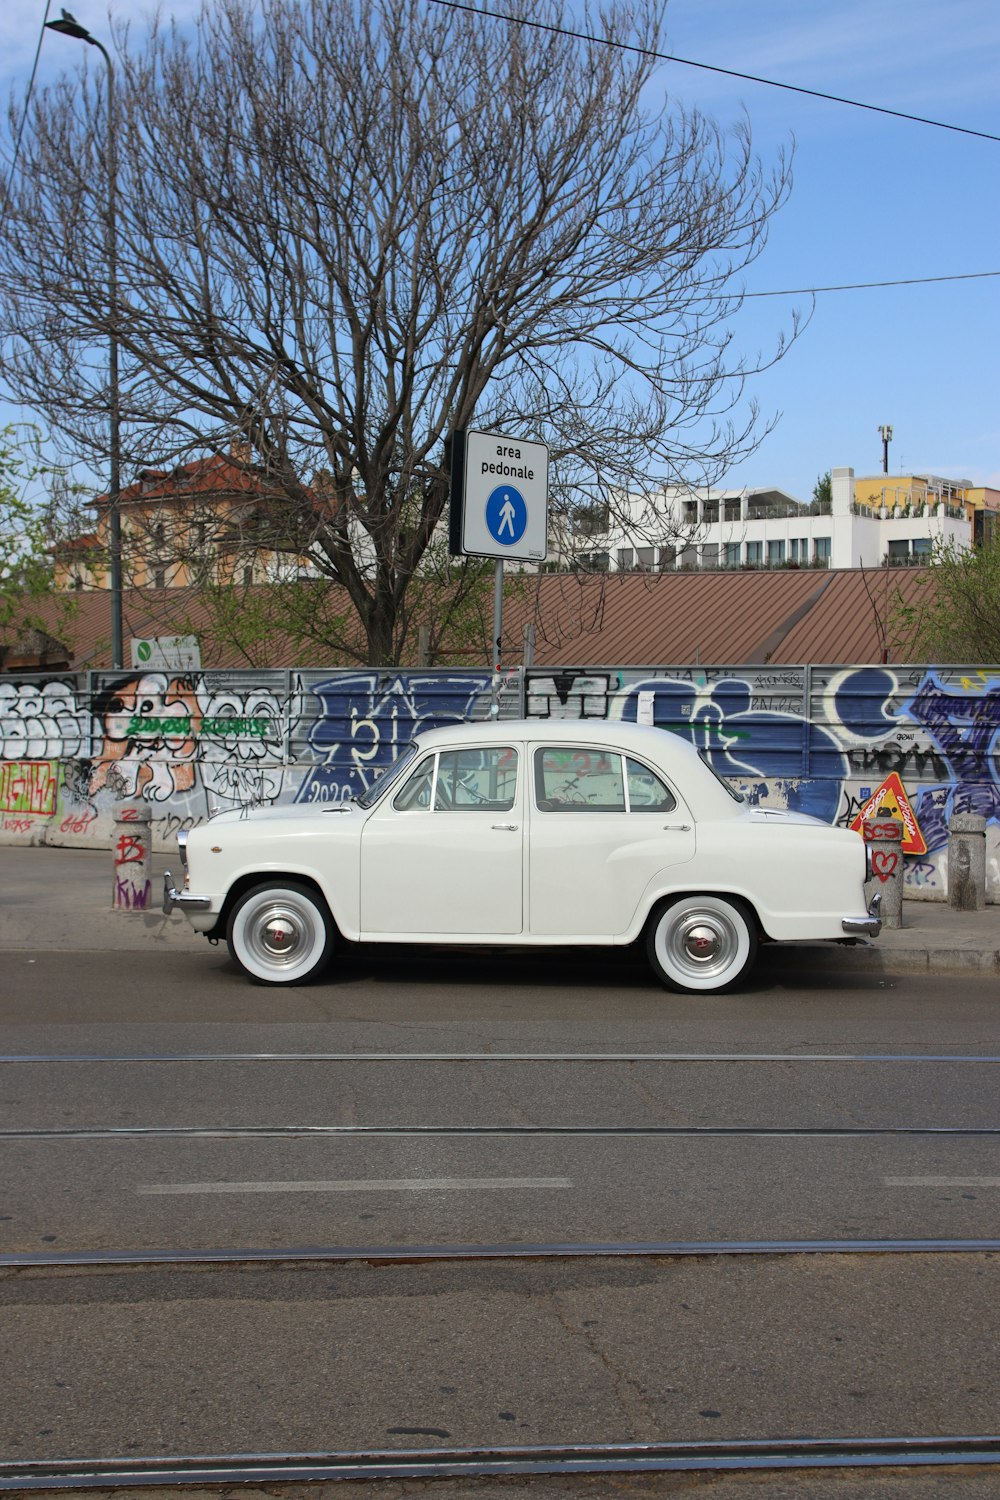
[53,450,318,593]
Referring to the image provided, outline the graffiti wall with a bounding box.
[526,664,1000,901]
[1,664,998,901]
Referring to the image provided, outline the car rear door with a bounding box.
[527,744,696,938]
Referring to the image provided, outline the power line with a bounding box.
[745,269,1000,298]
[0,0,54,236]
[430,0,1000,145]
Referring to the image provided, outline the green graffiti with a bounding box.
[124,715,192,737]
[202,716,272,738]
[123,714,272,739]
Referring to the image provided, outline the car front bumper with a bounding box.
[162,871,212,916]
[841,891,882,939]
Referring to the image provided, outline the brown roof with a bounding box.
[507,567,931,666]
[1,567,934,673]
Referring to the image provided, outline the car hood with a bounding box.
[207,802,357,827]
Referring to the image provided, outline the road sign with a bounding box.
[449,429,548,563]
[130,635,202,672]
[849,771,927,855]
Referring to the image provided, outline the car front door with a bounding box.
[360,744,523,936]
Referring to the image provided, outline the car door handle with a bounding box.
[492,823,519,831]
[663,823,692,831]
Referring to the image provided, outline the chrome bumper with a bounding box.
[842,891,882,939]
[162,871,212,916]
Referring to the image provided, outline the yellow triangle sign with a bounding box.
[849,771,927,856]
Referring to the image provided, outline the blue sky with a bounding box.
[3,0,999,504]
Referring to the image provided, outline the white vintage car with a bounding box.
[164,718,881,993]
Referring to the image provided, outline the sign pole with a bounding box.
[491,558,504,718]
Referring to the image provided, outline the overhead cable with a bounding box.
[430,0,1000,145]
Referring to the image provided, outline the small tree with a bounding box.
[810,471,832,514]
[0,426,79,652]
[892,537,1000,662]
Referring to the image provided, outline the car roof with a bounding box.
[407,719,741,819]
[413,717,702,762]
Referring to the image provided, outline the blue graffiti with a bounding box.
[296,672,494,804]
[616,677,848,822]
[829,666,901,739]
[904,673,1000,847]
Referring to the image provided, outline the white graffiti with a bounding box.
[0,680,94,760]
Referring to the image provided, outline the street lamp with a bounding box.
[44,10,123,668]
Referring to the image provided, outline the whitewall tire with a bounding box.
[227,882,335,986]
[646,894,757,994]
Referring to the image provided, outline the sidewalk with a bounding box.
[0,843,998,972]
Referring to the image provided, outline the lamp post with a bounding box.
[45,10,123,668]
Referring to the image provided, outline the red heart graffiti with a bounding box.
[871,849,899,881]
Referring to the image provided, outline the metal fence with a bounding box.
[2,662,998,899]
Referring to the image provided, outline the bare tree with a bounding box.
[1,0,798,665]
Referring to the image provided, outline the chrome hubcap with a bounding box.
[682,923,721,963]
[261,916,300,958]
[245,899,317,970]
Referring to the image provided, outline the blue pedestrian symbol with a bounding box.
[485,485,527,547]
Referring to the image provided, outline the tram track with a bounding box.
[4,1034,999,1490]
[2,1235,1000,1271]
[3,1434,1000,1489]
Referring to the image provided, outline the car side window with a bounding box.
[534,748,626,811]
[393,755,436,811]
[625,757,677,812]
[434,748,518,811]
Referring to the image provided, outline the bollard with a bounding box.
[112,802,154,913]
[947,813,987,911]
[863,813,904,929]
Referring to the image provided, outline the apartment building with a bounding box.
[572,468,980,572]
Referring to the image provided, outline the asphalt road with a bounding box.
[1,947,998,1494]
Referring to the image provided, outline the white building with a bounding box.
[573,469,973,573]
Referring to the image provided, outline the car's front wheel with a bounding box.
[646,894,757,994]
[226,881,335,985]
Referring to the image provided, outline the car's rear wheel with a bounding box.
[646,894,757,994]
[227,881,335,985]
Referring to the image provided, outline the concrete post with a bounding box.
[863,814,904,929]
[948,813,987,911]
[112,802,153,912]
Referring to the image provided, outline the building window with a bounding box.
[912,537,932,558]
[724,542,740,566]
[724,500,742,523]
[814,537,831,564]
[768,539,785,564]
[636,546,655,570]
[746,541,763,564]
[616,547,634,571]
[153,567,166,589]
[658,546,676,570]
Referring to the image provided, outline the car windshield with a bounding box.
[698,749,745,802]
[354,742,419,808]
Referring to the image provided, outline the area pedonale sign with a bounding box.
[448,428,549,564]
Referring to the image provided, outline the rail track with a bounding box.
[3,1434,1000,1489]
[3,1045,999,1488]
